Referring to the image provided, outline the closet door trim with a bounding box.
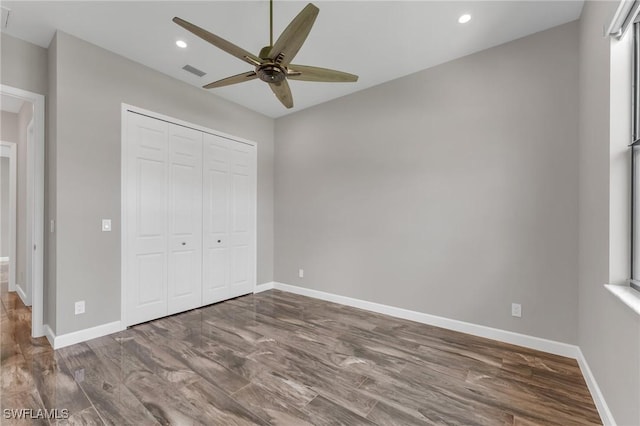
[121,104,258,327]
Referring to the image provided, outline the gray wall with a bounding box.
[0,34,48,96]
[51,31,274,335]
[46,35,57,330]
[578,2,640,425]
[1,157,9,257]
[275,22,580,344]
[1,111,19,142]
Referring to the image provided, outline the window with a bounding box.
[631,22,640,291]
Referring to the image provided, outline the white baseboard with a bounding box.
[47,321,125,349]
[43,324,55,348]
[576,348,616,426]
[254,282,275,293]
[272,282,578,358]
[15,284,29,307]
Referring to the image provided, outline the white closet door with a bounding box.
[202,134,230,304]
[125,108,256,325]
[167,124,203,314]
[228,142,256,298]
[126,113,169,326]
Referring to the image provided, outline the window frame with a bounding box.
[630,22,640,291]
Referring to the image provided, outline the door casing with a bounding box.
[0,85,45,338]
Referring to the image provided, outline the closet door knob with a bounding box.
[217,240,222,243]
[181,242,186,246]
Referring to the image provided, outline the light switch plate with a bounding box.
[102,219,112,232]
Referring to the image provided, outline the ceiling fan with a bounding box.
[173,1,358,109]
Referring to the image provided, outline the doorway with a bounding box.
[0,85,45,338]
[1,141,17,293]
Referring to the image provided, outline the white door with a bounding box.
[126,113,169,326]
[167,124,203,314]
[202,134,230,304]
[202,134,256,304]
[228,141,256,298]
[124,107,256,325]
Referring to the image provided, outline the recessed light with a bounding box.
[458,14,471,24]
[176,40,187,48]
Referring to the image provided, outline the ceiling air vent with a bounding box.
[182,64,206,78]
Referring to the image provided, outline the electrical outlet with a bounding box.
[511,303,522,318]
[102,219,112,232]
[298,268,304,278]
[75,300,85,315]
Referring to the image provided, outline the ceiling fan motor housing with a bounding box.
[257,64,286,83]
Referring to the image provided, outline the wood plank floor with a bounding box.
[1,272,600,424]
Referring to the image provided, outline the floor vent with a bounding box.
[182,64,206,77]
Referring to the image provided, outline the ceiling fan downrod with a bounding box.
[259,0,274,59]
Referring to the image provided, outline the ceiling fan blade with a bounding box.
[203,72,258,89]
[268,3,319,65]
[287,65,358,82]
[269,79,294,108]
[173,17,262,66]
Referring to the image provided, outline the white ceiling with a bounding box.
[1,1,583,118]
[1,94,24,114]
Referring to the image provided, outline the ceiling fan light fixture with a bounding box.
[257,65,286,83]
[176,40,188,48]
[458,14,472,24]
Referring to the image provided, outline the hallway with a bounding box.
[1,261,53,423]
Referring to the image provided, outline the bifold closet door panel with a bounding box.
[202,134,256,303]
[167,124,203,315]
[125,110,256,325]
[229,142,256,298]
[202,134,231,304]
[126,113,170,326]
